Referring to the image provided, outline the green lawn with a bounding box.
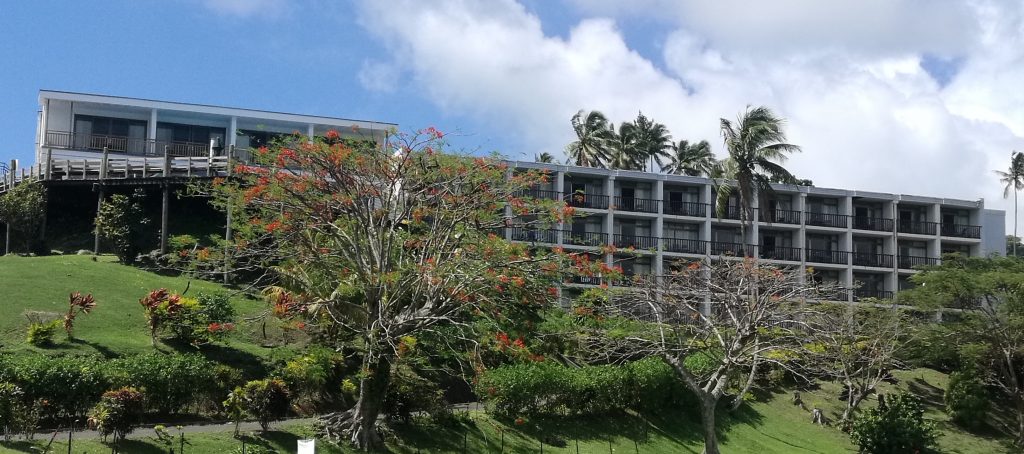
[0,254,298,369]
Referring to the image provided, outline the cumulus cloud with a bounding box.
[355,0,1024,229]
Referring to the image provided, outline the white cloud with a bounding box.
[199,0,288,18]
[355,0,1024,230]
[357,59,401,93]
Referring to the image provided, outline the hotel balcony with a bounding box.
[898,220,938,235]
[852,216,894,232]
[805,212,849,228]
[940,223,981,239]
[509,227,559,244]
[760,246,802,262]
[806,249,850,265]
[562,230,608,247]
[852,251,894,268]
[711,241,748,256]
[613,196,659,213]
[662,237,707,254]
[44,130,214,158]
[853,288,894,301]
[612,234,659,250]
[897,255,939,269]
[515,188,561,201]
[664,201,708,217]
[760,209,802,225]
[564,192,610,210]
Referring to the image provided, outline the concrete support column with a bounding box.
[605,176,615,267]
[555,171,565,245]
[307,124,315,138]
[654,179,665,276]
[889,200,900,292]
[797,192,808,283]
[38,99,48,163]
[930,202,942,257]
[160,184,170,254]
[750,192,760,257]
[702,184,713,255]
[94,188,105,255]
[148,109,158,155]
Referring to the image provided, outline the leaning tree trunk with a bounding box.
[317,352,393,451]
[841,385,867,424]
[731,352,759,411]
[699,395,721,454]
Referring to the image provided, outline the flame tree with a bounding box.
[209,128,573,450]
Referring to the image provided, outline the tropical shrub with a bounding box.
[88,387,145,444]
[0,382,23,441]
[0,181,46,253]
[25,319,61,347]
[233,379,290,432]
[94,188,150,264]
[0,355,110,419]
[279,347,347,411]
[63,292,97,339]
[384,364,449,423]
[849,393,937,454]
[945,370,990,430]
[108,353,218,414]
[139,289,235,346]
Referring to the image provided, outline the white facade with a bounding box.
[509,161,1006,301]
[34,90,395,164]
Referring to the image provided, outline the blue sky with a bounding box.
[3,0,1024,230]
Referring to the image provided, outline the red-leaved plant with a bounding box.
[64,292,97,339]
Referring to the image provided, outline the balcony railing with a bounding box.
[613,196,659,213]
[898,255,938,269]
[898,220,938,235]
[516,189,560,200]
[612,274,653,287]
[510,227,558,244]
[760,246,802,262]
[562,230,607,247]
[564,192,610,210]
[663,238,707,254]
[852,252,894,268]
[852,216,894,232]
[664,201,707,217]
[805,212,849,228]
[760,209,801,224]
[941,223,981,239]
[44,131,213,157]
[711,241,749,256]
[806,249,849,265]
[853,288,894,301]
[613,234,658,250]
[569,275,603,286]
[718,205,743,220]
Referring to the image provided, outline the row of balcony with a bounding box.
[565,274,895,301]
[508,228,939,269]
[518,189,982,239]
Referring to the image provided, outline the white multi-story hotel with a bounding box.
[508,161,1005,302]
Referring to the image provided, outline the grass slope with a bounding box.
[0,254,296,367]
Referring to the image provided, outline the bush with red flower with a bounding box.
[139,289,236,347]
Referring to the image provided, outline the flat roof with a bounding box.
[39,89,398,128]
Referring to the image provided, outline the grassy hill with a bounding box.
[0,255,1017,453]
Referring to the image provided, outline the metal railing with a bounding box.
[852,252,894,268]
[852,216,894,232]
[898,219,938,235]
[664,201,708,217]
[853,288,894,301]
[760,246,802,262]
[806,249,850,265]
[718,205,743,220]
[711,241,748,256]
[613,196,659,213]
[515,188,560,200]
[805,212,849,228]
[663,238,707,254]
[941,223,981,239]
[44,131,214,157]
[613,234,658,250]
[510,227,558,244]
[564,192,610,209]
[569,275,603,286]
[562,230,607,246]
[898,255,938,269]
[760,209,801,224]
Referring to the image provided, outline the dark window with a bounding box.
[72,115,148,153]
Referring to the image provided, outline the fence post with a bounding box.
[100,147,109,179]
[163,146,171,177]
[45,148,52,180]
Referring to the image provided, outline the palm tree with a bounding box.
[631,112,672,172]
[662,139,717,177]
[996,150,1024,256]
[716,106,801,255]
[535,152,555,163]
[607,121,644,170]
[566,110,613,168]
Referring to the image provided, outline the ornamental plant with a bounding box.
[64,292,97,339]
[139,289,235,346]
[232,379,290,432]
[88,387,145,445]
[849,393,937,454]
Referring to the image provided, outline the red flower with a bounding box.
[514,417,525,426]
[325,129,340,140]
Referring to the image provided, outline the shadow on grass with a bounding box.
[161,338,270,378]
[65,336,120,358]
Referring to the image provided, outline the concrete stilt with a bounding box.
[94,189,104,255]
[160,184,169,254]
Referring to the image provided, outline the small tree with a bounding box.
[849,393,937,454]
[88,387,145,446]
[945,368,990,430]
[0,181,46,253]
[94,188,150,263]
[234,379,290,432]
[588,258,829,454]
[802,304,909,423]
[64,292,97,339]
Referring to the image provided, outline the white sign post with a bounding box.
[297,438,315,454]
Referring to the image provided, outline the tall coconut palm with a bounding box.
[716,106,801,255]
[996,150,1024,256]
[631,112,672,172]
[607,121,644,170]
[535,152,555,163]
[663,139,717,177]
[566,110,613,168]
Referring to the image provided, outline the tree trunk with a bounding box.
[699,396,721,454]
[349,354,392,450]
[1015,189,1019,257]
[841,387,866,423]
[730,354,759,411]
[1016,396,1024,446]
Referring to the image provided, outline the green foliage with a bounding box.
[477,358,691,417]
[278,347,347,411]
[139,289,236,347]
[0,382,23,440]
[944,370,989,430]
[849,393,937,454]
[88,387,145,444]
[25,319,60,347]
[232,379,290,431]
[108,353,218,415]
[94,188,150,264]
[384,364,449,423]
[0,182,46,253]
